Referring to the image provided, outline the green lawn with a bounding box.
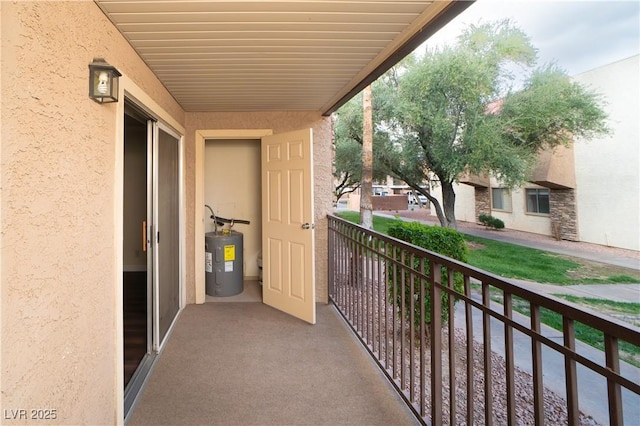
[336,210,399,235]
[552,295,640,316]
[335,211,640,285]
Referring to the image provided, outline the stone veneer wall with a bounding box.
[475,187,491,222]
[550,189,579,241]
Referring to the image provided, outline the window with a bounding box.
[526,188,550,214]
[491,188,512,211]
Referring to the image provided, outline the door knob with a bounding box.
[302,223,314,229]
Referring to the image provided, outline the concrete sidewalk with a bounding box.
[373,210,640,271]
[515,281,640,304]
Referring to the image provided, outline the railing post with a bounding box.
[504,292,515,425]
[531,304,544,426]
[400,249,406,388]
[419,257,426,418]
[563,316,579,426]
[328,218,334,298]
[447,271,457,426]
[409,253,416,403]
[605,334,623,425]
[482,283,493,426]
[464,275,474,425]
[430,262,442,424]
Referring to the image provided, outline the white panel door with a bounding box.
[261,129,315,324]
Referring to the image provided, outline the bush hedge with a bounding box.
[387,221,468,329]
[479,213,505,230]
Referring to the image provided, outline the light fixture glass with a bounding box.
[88,58,122,103]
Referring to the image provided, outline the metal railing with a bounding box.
[327,215,640,425]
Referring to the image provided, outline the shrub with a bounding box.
[479,213,505,230]
[387,221,468,330]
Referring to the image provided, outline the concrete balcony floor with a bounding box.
[127,288,417,425]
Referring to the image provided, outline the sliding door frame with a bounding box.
[119,90,185,421]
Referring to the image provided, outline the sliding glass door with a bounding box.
[153,123,181,348]
[123,103,182,418]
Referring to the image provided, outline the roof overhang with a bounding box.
[95,1,472,114]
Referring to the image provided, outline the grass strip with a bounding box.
[335,211,640,285]
[552,294,640,315]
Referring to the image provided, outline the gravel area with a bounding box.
[345,292,601,426]
[339,283,601,425]
[411,328,600,425]
[332,246,606,425]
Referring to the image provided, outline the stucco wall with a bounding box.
[204,139,262,278]
[1,1,183,424]
[185,112,333,304]
[490,185,552,236]
[430,183,477,224]
[573,55,640,250]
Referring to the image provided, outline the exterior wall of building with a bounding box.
[442,180,553,235]
[430,182,477,224]
[490,185,552,235]
[372,195,409,211]
[572,55,639,250]
[438,56,639,251]
[550,189,579,241]
[185,112,334,304]
[1,1,184,424]
[475,187,490,220]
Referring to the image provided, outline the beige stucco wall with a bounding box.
[573,55,640,251]
[204,139,262,278]
[529,144,576,189]
[185,112,334,304]
[1,1,184,424]
[489,183,552,235]
[430,183,477,224]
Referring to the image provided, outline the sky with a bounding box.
[422,0,640,77]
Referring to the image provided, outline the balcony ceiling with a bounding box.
[95,1,470,114]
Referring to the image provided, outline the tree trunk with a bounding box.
[360,85,373,229]
[420,189,447,227]
[441,180,457,229]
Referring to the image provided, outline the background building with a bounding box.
[431,54,639,251]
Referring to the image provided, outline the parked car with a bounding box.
[408,193,428,205]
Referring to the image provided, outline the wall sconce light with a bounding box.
[88,58,122,103]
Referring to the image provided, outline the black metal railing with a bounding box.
[327,214,640,425]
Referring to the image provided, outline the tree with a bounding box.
[360,85,374,229]
[384,20,609,229]
[333,135,362,203]
[333,87,389,205]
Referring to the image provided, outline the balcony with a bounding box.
[128,215,639,425]
[126,296,417,425]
